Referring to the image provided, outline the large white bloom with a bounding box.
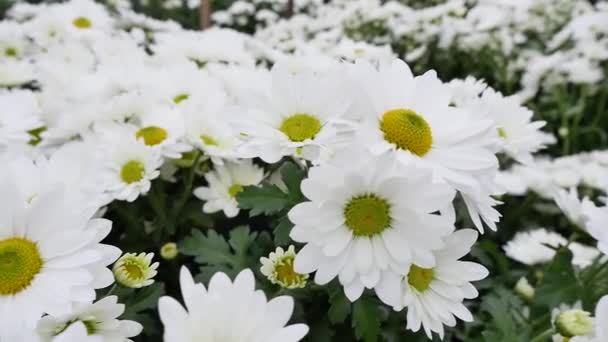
[350,59,500,232]
[0,182,121,339]
[158,267,309,342]
[375,229,488,340]
[234,60,355,163]
[289,149,455,301]
[37,295,143,342]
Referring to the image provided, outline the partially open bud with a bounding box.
[160,242,178,260]
[514,277,535,301]
[554,309,593,337]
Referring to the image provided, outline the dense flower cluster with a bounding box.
[0,0,607,341]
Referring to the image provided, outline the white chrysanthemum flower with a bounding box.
[0,182,121,339]
[158,267,309,342]
[583,204,608,255]
[552,187,595,228]
[0,60,35,87]
[477,88,553,164]
[52,321,104,342]
[503,228,600,267]
[289,150,455,301]
[37,295,143,342]
[128,105,191,159]
[234,60,354,163]
[350,59,500,232]
[182,91,240,163]
[101,138,163,202]
[193,159,264,218]
[112,252,159,288]
[260,246,309,289]
[375,229,488,340]
[49,0,114,37]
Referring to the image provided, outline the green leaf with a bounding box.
[121,283,165,318]
[579,258,608,310]
[304,318,335,342]
[229,225,259,259]
[236,182,289,216]
[480,287,530,342]
[274,216,294,246]
[352,295,382,342]
[180,229,234,265]
[328,288,351,324]
[279,161,306,205]
[535,247,582,308]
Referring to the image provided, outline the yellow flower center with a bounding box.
[407,265,434,292]
[173,93,189,104]
[4,47,17,57]
[279,113,321,142]
[120,160,145,184]
[344,194,391,237]
[0,238,43,296]
[228,184,244,198]
[200,135,218,146]
[273,256,307,287]
[380,108,433,156]
[136,126,168,146]
[72,17,92,29]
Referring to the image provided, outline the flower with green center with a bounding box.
[173,93,189,104]
[343,194,392,237]
[407,265,434,292]
[279,113,321,142]
[380,108,433,156]
[200,134,219,146]
[228,184,244,198]
[72,17,92,29]
[120,160,145,184]
[4,47,17,58]
[160,242,178,260]
[555,309,594,337]
[136,126,168,146]
[260,246,308,289]
[113,252,159,288]
[0,238,43,296]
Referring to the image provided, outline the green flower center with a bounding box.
[0,238,43,296]
[120,160,145,184]
[72,17,92,29]
[200,135,218,146]
[380,108,433,156]
[27,126,46,146]
[498,127,507,138]
[344,194,391,237]
[279,113,321,142]
[173,93,189,104]
[136,126,168,146]
[4,47,17,57]
[407,265,434,292]
[228,184,244,198]
[116,258,146,283]
[273,256,307,287]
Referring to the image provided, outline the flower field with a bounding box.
[0,0,607,341]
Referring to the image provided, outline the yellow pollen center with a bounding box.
[279,113,321,142]
[173,94,189,104]
[0,238,43,295]
[136,126,168,146]
[5,47,17,57]
[200,135,218,146]
[344,194,391,237]
[380,108,433,156]
[407,265,434,292]
[72,17,92,29]
[273,256,306,286]
[120,160,145,184]
[228,184,244,198]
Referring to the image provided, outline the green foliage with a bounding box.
[352,295,384,342]
[480,287,531,342]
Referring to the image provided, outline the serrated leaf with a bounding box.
[236,182,289,216]
[535,247,582,308]
[352,296,382,342]
[480,287,530,342]
[229,225,258,258]
[279,161,306,205]
[179,229,234,265]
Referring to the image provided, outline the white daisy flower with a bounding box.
[350,59,500,232]
[260,246,309,289]
[101,137,163,202]
[158,267,309,342]
[375,229,488,340]
[583,204,608,256]
[0,182,121,338]
[49,0,114,37]
[552,187,595,228]
[52,322,104,342]
[289,150,455,301]
[234,60,354,163]
[112,252,159,288]
[37,295,143,342]
[193,159,264,218]
[0,59,35,87]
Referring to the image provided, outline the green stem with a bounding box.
[105,283,118,297]
[530,328,554,342]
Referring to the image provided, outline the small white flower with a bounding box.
[113,252,159,288]
[158,267,309,342]
[552,187,595,228]
[193,159,264,218]
[260,246,309,289]
[37,295,143,341]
